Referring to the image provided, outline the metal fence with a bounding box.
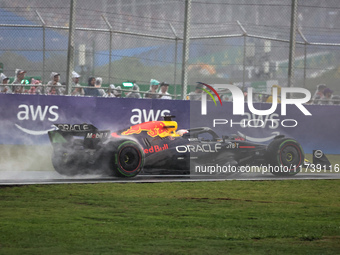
[1,0,340,98]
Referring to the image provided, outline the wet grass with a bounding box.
[0,180,340,254]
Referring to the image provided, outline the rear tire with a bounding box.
[51,146,81,176]
[266,138,304,176]
[109,140,144,177]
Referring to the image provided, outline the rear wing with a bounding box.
[53,123,99,135]
[48,123,111,145]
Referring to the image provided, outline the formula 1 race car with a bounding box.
[48,116,306,177]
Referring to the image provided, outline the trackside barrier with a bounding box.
[0,94,189,145]
[0,94,339,154]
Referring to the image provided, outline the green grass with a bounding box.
[1,180,340,254]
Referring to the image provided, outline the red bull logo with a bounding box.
[121,121,175,138]
[144,144,169,154]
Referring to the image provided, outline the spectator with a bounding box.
[45,72,65,95]
[71,71,84,96]
[313,84,326,104]
[243,91,248,101]
[159,82,172,99]
[216,88,230,102]
[84,76,100,97]
[106,84,116,98]
[221,94,230,101]
[266,85,281,103]
[125,83,141,99]
[332,95,340,105]
[319,88,333,105]
[262,94,270,102]
[188,83,203,100]
[114,86,122,98]
[12,69,26,94]
[95,77,106,97]
[144,79,160,99]
[28,78,42,95]
[1,73,11,93]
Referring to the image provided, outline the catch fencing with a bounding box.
[1,0,340,98]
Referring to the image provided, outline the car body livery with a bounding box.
[48,116,307,177]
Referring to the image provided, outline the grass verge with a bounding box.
[0,180,340,254]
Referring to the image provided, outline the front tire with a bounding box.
[266,138,304,176]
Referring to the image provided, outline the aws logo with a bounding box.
[197,82,223,114]
[16,104,59,135]
[130,108,170,124]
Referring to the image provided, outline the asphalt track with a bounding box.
[0,170,339,186]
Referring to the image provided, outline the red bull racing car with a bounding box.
[48,116,307,177]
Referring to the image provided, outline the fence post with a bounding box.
[288,0,298,88]
[237,21,248,92]
[303,42,307,88]
[174,38,179,99]
[243,36,247,91]
[102,15,113,84]
[35,11,46,84]
[298,28,308,88]
[66,0,76,95]
[181,0,192,100]
[169,23,179,99]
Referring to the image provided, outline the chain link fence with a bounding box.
[1,0,340,98]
